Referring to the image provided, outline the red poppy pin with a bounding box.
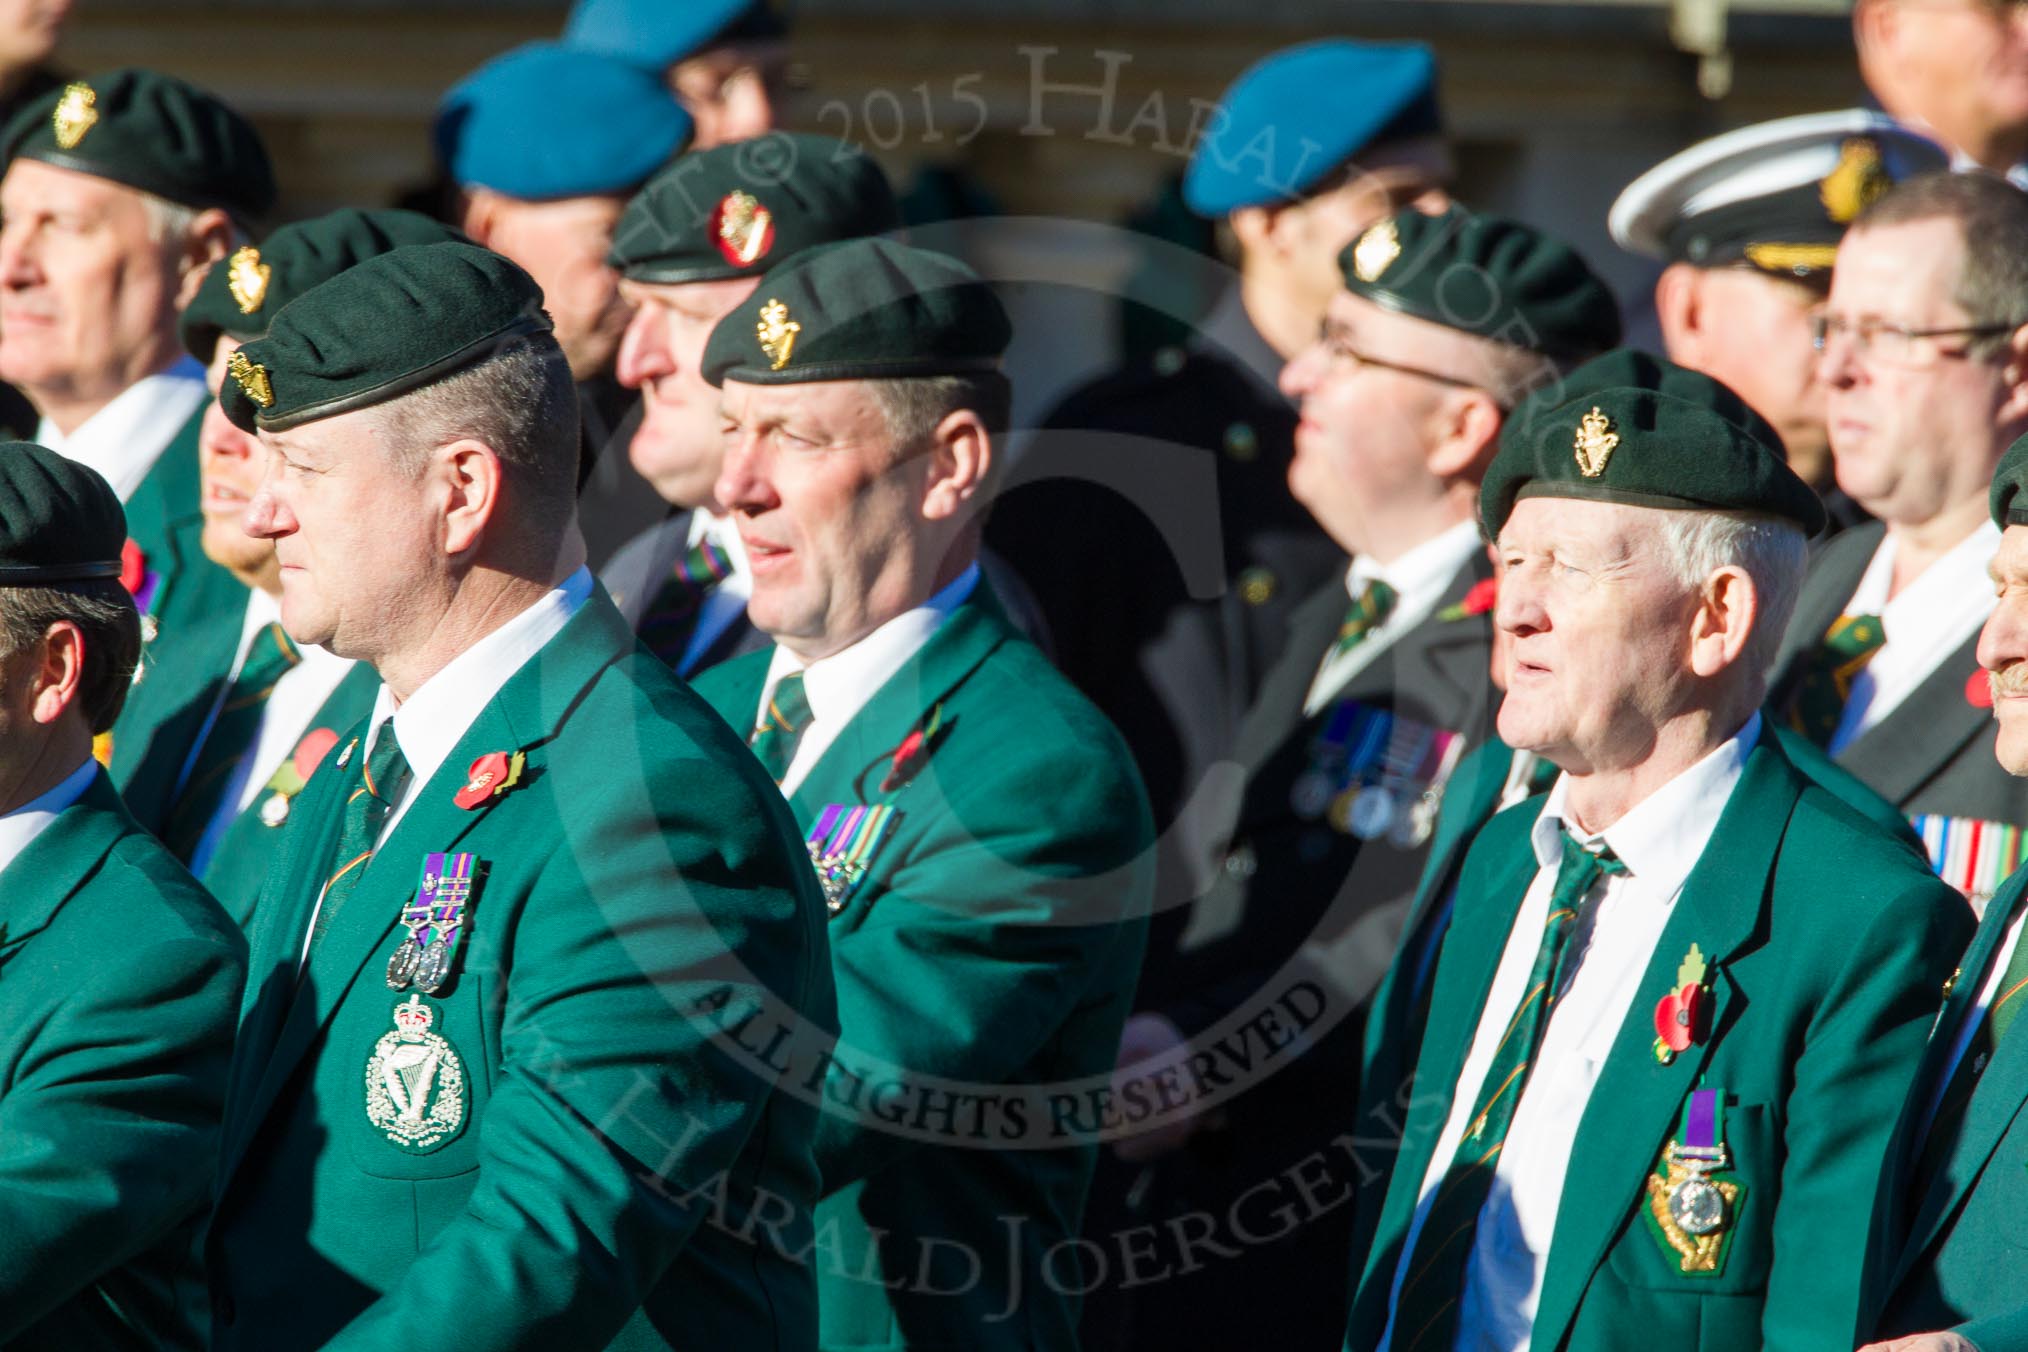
[293,727,340,781]
[454,749,527,810]
[881,704,945,793]
[1653,943,1712,1064]
[1969,669,1996,710]
[1436,577,1498,623]
[119,538,146,593]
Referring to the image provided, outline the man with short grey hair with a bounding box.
[1347,371,1967,1352]
[1768,170,2028,907]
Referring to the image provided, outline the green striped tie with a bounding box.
[306,718,411,958]
[1390,831,1625,1352]
[748,671,811,783]
[1785,613,1884,748]
[1333,578,1398,660]
[161,621,300,861]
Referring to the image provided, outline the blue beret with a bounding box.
[1182,40,1443,218]
[436,42,692,200]
[563,0,786,72]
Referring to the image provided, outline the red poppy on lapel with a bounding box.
[294,727,340,780]
[119,539,146,593]
[1969,670,1996,710]
[881,704,945,793]
[454,749,526,810]
[1436,576,1498,623]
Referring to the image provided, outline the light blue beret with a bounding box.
[436,42,693,200]
[1182,39,1443,218]
[563,0,786,72]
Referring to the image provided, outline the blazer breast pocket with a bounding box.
[343,981,493,1181]
[1609,1100,1778,1296]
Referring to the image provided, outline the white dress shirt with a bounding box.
[1828,522,1998,755]
[1306,520,1483,716]
[183,589,357,876]
[37,360,207,501]
[755,565,979,797]
[679,508,752,676]
[1379,714,1760,1352]
[297,568,592,969]
[0,758,96,874]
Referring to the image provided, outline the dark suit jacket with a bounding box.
[1768,520,2028,906]
[600,511,768,678]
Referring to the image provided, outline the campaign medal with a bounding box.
[1348,785,1396,840]
[363,995,468,1153]
[806,804,899,913]
[1291,702,1363,821]
[1642,1087,1743,1274]
[387,852,477,993]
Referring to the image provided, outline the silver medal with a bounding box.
[259,792,291,828]
[1668,1174,1726,1237]
[385,941,421,991]
[415,938,452,994]
[1348,785,1396,840]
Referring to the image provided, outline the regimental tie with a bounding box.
[1390,832,1626,1352]
[307,718,412,960]
[1332,578,1398,661]
[749,671,811,783]
[1912,907,2028,1200]
[1785,613,1885,748]
[637,536,734,667]
[160,622,301,861]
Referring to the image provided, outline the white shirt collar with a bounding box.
[0,758,97,876]
[1531,712,1761,897]
[760,563,981,795]
[367,567,594,818]
[37,359,207,502]
[1347,519,1484,607]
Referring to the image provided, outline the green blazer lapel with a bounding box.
[788,594,1010,810]
[1838,630,1989,807]
[1892,867,2028,1287]
[0,771,132,956]
[234,592,632,1165]
[1530,734,1801,1350]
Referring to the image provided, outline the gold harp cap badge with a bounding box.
[228,350,274,409]
[1820,137,1890,225]
[1574,406,1620,478]
[52,82,97,151]
[1353,218,1402,284]
[227,246,272,315]
[756,297,801,371]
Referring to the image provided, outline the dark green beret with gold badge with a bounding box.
[1498,347,1785,461]
[0,442,128,584]
[701,236,1009,387]
[220,241,553,434]
[1480,366,1825,537]
[181,208,470,363]
[2,68,276,223]
[1342,204,1622,362]
[609,132,899,286]
[1990,431,2028,529]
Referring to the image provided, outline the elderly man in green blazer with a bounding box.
[109,207,461,923]
[0,443,244,1348]
[1344,372,1972,1352]
[203,242,835,1349]
[1856,433,2028,1352]
[691,237,1154,1350]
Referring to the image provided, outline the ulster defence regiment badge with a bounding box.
[227,245,272,314]
[1574,406,1619,478]
[363,995,468,1152]
[52,81,96,150]
[757,298,800,371]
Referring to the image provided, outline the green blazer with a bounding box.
[1862,863,2028,1349]
[195,661,382,927]
[0,769,245,1351]
[207,589,836,1351]
[108,407,253,823]
[695,591,1154,1352]
[1344,730,1971,1352]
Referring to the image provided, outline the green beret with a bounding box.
[181,208,469,362]
[1480,372,1825,537]
[0,443,127,584]
[1991,432,2028,529]
[702,237,1010,387]
[609,133,899,285]
[1341,205,1621,362]
[220,241,553,434]
[2,69,276,222]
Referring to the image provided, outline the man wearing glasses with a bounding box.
[1768,170,2028,910]
[1098,205,1618,1351]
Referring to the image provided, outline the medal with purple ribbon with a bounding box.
[1667,1088,1730,1237]
[387,852,477,994]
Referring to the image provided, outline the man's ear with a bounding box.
[172,207,239,308]
[29,620,84,726]
[1999,324,2028,427]
[1689,565,1759,678]
[438,438,506,556]
[1427,387,1504,482]
[1228,204,1279,259]
[457,189,498,248]
[1653,263,1705,366]
[920,410,993,524]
